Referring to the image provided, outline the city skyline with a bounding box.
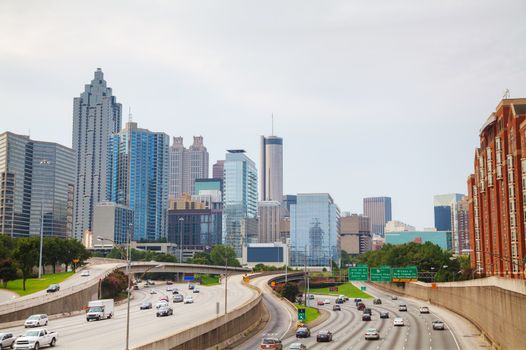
[2,1,526,228]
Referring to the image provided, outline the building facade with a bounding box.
[212,160,224,180]
[385,220,416,233]
[282,195,297,217]
[194,178,223,195]
[222,150,258,256]
[257,201,281,243]
[434,193,466,254]
[468,98,526,278]
[385,230,452,250]
[73,68,122,240]
[107,122,169,241]
[169,136,209,199]
[363,197,392,236]
[457,196,470,254]
[0,132,75,238]
[241,242,289,268]
[340,213,372,255]
[260,136,283,202]
[290,193,340,268]
[92,202,134,247]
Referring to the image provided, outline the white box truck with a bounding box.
[86,299,114,321]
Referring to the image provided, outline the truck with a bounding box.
[86,299,114,321]
[13,328,58,350]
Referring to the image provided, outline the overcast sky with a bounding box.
[1,0,525,228]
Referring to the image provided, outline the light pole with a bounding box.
[178,217,184,263]
[38,160,50,279]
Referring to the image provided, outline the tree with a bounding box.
[280,282,300,302]
[210,245,240,267]
[101,270,128,298]
[0,235,15,261]
[13,237,39,290]
[0,259,18,288]
[191,252,212,265]
[43,237,62,274]
[60,239,91,271]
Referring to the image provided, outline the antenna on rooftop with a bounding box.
[503,89,510,99]
[271,113,274,136]
[128,107,133,123]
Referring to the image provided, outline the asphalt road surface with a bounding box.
[0,276,256,349]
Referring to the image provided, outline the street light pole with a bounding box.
[125,223,132,350]
[38,160,49,279]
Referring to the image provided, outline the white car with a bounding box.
[364,328,380,340]
[150,289,157,294]
[24,314,48,328]
[289,342,307,350]
[166,286,173,291]
[393,317,405,326]
[81,270,90,277]
[155,301,169,309]
[0,332,16,349]
[323,299,331,305]
[184,295,194,304]
[419,306,430,314]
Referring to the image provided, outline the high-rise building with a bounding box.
[168,136,209,199]
[92,202,134,247]
[363,197,392,236]
[222,150,257,256]
[0,132,75,238]
[385,220,416,233]
[260,136,283,202]
[193,178,223,195]
[385,230,452,250]
[468,98,526,278]
[212,160,224,180]
[107,121,169,241]
[457,196,470,254]
[258,201,281,243]
[433,193,465,254]
[290,193,340,267]
[340,213,372,255]
[282,195,297,217]
[73,68,122,240]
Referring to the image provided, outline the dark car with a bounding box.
[354,298,362,303]
[172,289,179,295]
[357,302,366,311]
[295,327,311,338]
[133,284,139,290]
[332,305,341,311]
[373,298,382,305]
[335,298,344,304]
[188,284,195,290]
[362,313,372,321]
[140,301,153,310]
[156,305,173,317]
[316,330,333,342]
[363,308,372,315]
[380,311,389,319]
[46,284,60,293]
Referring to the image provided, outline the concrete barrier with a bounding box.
[371,281,526,350]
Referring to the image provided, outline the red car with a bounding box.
[260,338,282,349]
[357,302,366,311]
[159,296,169,302]
[317,300,325,306]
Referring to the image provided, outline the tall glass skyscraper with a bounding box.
[222,150,257,256]
[290,193,341,267]
[107,122,169,241]
[73,68,121,240]
[0,132,75,238]
[260,136,283,202]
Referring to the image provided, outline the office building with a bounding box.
[260,136,283,202]
[457,196,470,254]
[340,213,372,255]
[290,193,340,268]
[385,220,415,233]
[73,68,122,240]
[194,178,223,195]
[169,136,209,199]
[385,230,452,250]
[212,160,224,180]
[468,98,526,278]
[222,150,257,256]
[434,193,466,254]
[241,242,289,268]
[92,202,134,247]
[282,195,297,217]
[107,121,169,241]
[258,201,281,243]
[363,197,392,236]
[0,132,75,238]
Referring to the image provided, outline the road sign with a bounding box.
[360,286,367,291]
[348,265,369,281]
[298,308,306,321]
[183,274,195,281]
[370,266,392,282]
[391,266,418,282]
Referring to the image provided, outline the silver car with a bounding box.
[24,314,48,328]
[0,332,16,349]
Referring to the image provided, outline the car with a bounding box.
[156,305,173,317]
[188,284,195,290]
[150,289,157,294]
[81,270,90,277]
[373,298,382,305]
[259,338,282,349]
[13,329,57,350]
[432,320,445,330]
[354,298,362,303]
[24,314,48,328]
[295,327,310,338]
[308,294,315,300]
[393,317,405,326]
[193,288,200,293]
[362,313,371,321]
[166,280,173,285]
[391,295,398,300]
[132,285,139,290]
[363,308,372,315]
[288,343,307,350]
[338,295,346,302]
[332,305,341,311]
[172,289,179,295]
[46,284,60,293]
[166,286,173,291]
[365,328,380,340]
[147,280,155,285]
[399,304,408,312]
[173,294,184,303]
[184,295,194,304]
[155,301,169,309]
[357,302,365,311]
[316,330,333,342]
[0,332,16,349]
[335,298,344,304]
[317,300,325,306]
[323,299,330,305]
[419,306,430,314]
[140,301,152,310]
[380,311,389,319]
[159,296,169,302]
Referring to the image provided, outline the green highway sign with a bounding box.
[348,265,369,281]
[391,266,418,282]
[370,266,392,282]
[298,308,306,321]
[360,286,367,291]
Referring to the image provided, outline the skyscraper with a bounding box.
[260,136,283,202]
[212,160,224,180]
[107,121,169,241]
[222,150,257,256]
[0,132,75,238]
[290,193,340,267]
[72,68,122,240]
[169,136,209,199]
[363,197,392,236]
[340,213,372,255]
[433,193,465,254]
[257,201,281,243]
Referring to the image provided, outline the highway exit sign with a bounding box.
[298,308,306,321]
[348,265,369,281]
[391,266,418,282]
[370,266,392,282]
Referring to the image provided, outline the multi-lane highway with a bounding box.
[0,276,256,349]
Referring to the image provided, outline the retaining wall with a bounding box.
[372,281,526,350]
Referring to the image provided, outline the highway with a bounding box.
[0,276,256,349]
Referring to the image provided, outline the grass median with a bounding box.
[294,303,320,324]
[1,271,74,297]
[198,274,221,286]
[308,282,372,299]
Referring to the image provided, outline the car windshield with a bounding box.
[89,306,103,312]
[23,331,40,337]
[28,315,40,320]
[262,339,276,344]
[367,328,377,332]
[319,331,328,335]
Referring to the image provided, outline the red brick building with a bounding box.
[468,98,526,279]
